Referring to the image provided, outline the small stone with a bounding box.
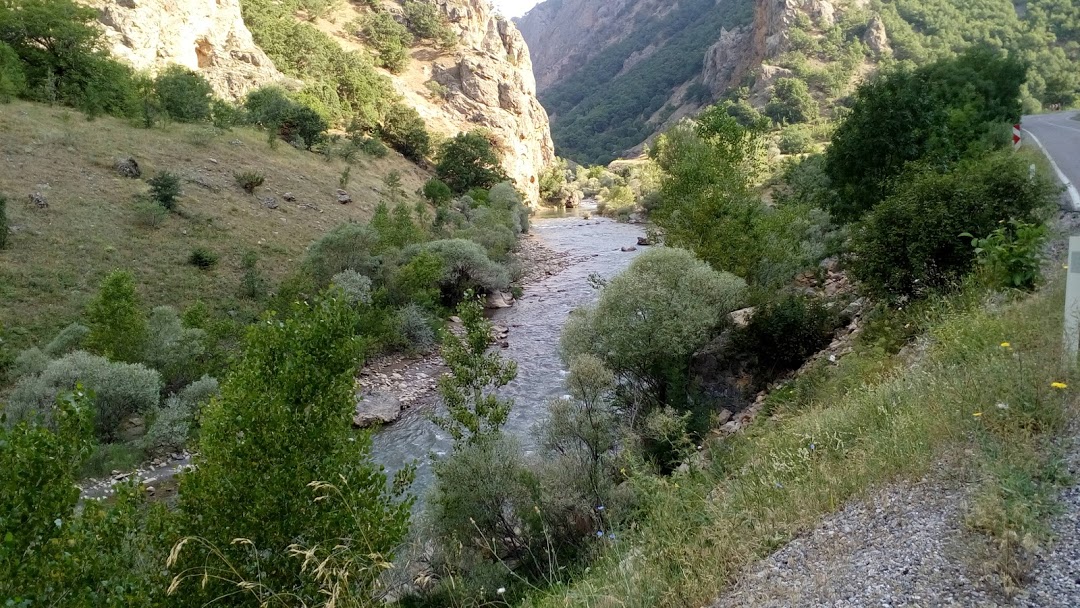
[282,192,296,202]
[28,192,47,208]
[336,189,352,204]
[637,236,653,246]
[262,197,279,209]
[620,246,637,252]
[114,157,141,178]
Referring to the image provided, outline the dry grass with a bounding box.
[0,100,430,350]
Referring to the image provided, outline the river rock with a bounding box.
[620,246,637,252]
[485,291,515,309]
[117,415,147,442]
[729,307,755,328]
[353,390,402,428]
[637,236,653,246]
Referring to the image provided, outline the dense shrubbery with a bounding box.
[734,293,839,376]
[153,65,213,123]
[851,151,1057,299]
[379,103,432,162]
[765,77,818,125]
[436,131,509,194]
[85,270,148,364]
[358,11,413,73]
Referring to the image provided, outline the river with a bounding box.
[372,206,645,496]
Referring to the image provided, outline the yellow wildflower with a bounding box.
[1052,382,1068,390]
[973,412,983,417]
[1000,342,1011,348]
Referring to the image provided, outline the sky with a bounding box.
[491,0,542,18]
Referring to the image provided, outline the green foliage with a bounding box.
[176,292,412,605]
[561,248,746,413]
[143,305,206,389]
[391,248,443,308]
[244,86,328,149]
[304,221,382,286]
[403,0,457,48]
[0,389,92,590]
[541,0,754,164]
[765,77,818,124]
[539,162,567,202]
[435,131,509,194]
[153,65,213,122]
[825,47,1027,222]
[331,269,373,305]
[12,347,47,379]
[133,198,168,228]
[0,0,141,117]
[85,270,147,364]
[379,103,432,162]
[359,11,413,72]
[0,194,7,250]
[44,322,89,358]
[187,247,218,269]
[7,351,161,442]
[148,171,181,210]
[0,41,25,102]
[356,134,389,157]
[405,238,510,304]
[734,293,839,377]
[434,293,517,443]
[423,178,453,205]
[394,303,436,353]
[963,220,1049,291]
[233,170,265,194]
[851,151,1057,299]
[778,123,814,154]
[143,375,219,456]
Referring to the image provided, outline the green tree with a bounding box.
[433,293,517,443]
[765,77,818,124]
[378,102,431,162]
[0,41,25,101]
[0,194,8,249]
[825,46,1027,222]
[84,270,147,363]
[360,11,413,73]
[175,292,412,605]
[435,131,509,194]
[560,247,746,417]
[153,65,213,122]
[422,178,453,205]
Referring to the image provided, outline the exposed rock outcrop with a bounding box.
[863,14,891,57]
[83,0,285,101]
[702,26,754,95]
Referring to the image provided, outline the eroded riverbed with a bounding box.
[372,210,645,495]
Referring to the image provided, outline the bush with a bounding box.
[405,239,510,305]
[85,270,147,364]
[390,248,444,308]
[7,351,161,442]
[778,124,814,154]
[12,346,48,378]
[234,170,265,193]
[134,198,168,228]
[395,303,436,353]
[403,0,455,46]
[965,220,1049,291]
[143,306,206,389]
[244,86,328,149]
[153,65,213,122]
[734,293,839,377]
[188,247,219,269]
[561,248,747,413]
[423,178,453,205]
[147,171,181,210]
[436,131,509,194]
[359,11,413,72]
[0,41,26,102]
[44,322,90,358]
[0,194,7,249]
[331,269,373,305]
[765,77,818,125]
[379,103,432,162]
[851,151,1058,299]
[305,222,382,286]
[356,135,389,158]
[175,292,412,606]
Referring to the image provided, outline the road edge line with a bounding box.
[1023,128,1080,212]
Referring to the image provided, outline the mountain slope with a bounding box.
[519,0,1080,165]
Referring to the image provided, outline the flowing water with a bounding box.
[372,206,645,497]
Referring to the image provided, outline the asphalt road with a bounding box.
[1022,111,1080,210]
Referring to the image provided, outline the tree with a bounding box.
[378,103,431,162]
[0,194,7,249]
[360,11,413,73]
[433,292,517,443]
[0,41,25,101]
[435,131,509,194]
[825,46,1028,222]
[175,292,412,605]
[153,65,213,122]
[560,247,746,418]
[765,77,818,124]
[84,270,147,363]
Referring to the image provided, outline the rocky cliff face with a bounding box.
[83,0,285,101]
[420,0,556,203]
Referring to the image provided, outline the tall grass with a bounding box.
[523,278,1075,607]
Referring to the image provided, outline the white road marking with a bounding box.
[1023,127,1080,212]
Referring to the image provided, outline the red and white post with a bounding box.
[1013,123,1022,150]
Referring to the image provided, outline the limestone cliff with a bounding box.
[83,0,285,101]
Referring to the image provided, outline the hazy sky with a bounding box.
[491,0,542,18]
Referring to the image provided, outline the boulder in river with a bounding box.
[486,291,516,309]
[353,390,402,428]
[637,236,653,246]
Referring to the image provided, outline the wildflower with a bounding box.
[595,505,605,512]
[809,443,816,451]
[596,530,604,538]
[973,412,983,417]
[608,532,616,541]
[1000,342,1011,348]
[1052,382,1068,390]
[996,402,1009,410]
[497,587,506,595]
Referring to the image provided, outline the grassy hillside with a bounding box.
[0,100,429,352]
